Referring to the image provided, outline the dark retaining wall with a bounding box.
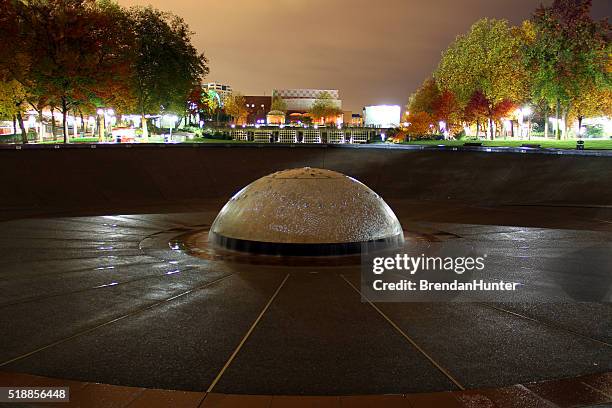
[1,144,611,213]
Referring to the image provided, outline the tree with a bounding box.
[568,85,612,132]
[0,0,20,79]
[464,91,489,137]
[0,80,28,141]
[129,6,208,137]
[408,78,440,115]
[204,89,221,124]
[436,18,529,139]
[224,92,248,124]
[404,111,434,138]
[526,0,610,139]
[432,90,461,135]
[309,91,342,124]
[18,0,136,143]
[271,95,288,113]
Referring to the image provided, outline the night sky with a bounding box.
[118,0,610,111]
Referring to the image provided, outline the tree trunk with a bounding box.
[476,119,480,137]
[61,98,69,144]
[543,104,548,138]
[12,115,17,135]
[73,110,78,139]
[51,108,57,141]
[38,111,44,142]
[489,117,494,140]
[578,116,583,137]
[563,109,570,140]
[555,98,561,140]
[141,114,148,138]
[98,113,105,142]
[16,111,27,144]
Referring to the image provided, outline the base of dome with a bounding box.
[208,232,405,257]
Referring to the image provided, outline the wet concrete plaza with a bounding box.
[0,145,611,406]
[0,202,611,397]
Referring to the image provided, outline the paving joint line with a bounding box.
[339,274,466,391]
[0,266,201,309]
[206,273,291,393]
[0,273,235,368]
[481,304,612,348]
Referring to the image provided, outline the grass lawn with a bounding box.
[190,138,250,143]
[401,139,612,150]
[39,137,100,144]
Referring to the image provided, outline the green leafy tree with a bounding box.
[17,0,136,143]
[407,78,440,116]
[436,18,529,139]
[525,0,610,139]
[129,7,209,137]
[0,80,28,141]
[568,85,612,132]
[224,92,248,124]
[271,95,288,113]
[309,91,342,124]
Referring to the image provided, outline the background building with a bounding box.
[245,96,272,125]
[363,105,401,128]
[203,82,233,101]
[350,113,364,127]
[273,89,342,114]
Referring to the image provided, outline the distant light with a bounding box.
[231,124,236,128]
[97,109,104,115]
[107,109,115,116]
[439,121,446,130]
[522,106,532,116]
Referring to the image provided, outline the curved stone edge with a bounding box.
[1,371,610,407]
[208,231,405,256]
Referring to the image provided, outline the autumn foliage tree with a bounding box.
[130,6,208,137]
[224,92,248,125]
[404,111,434,138]
[407,78,461,136]
[435,18,530,139]
[17,0,136,142]
[309,92,342,124]
[526,0,610,139]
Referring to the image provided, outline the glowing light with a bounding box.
[364,105,401,128]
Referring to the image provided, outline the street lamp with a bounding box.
[519,106,533,139]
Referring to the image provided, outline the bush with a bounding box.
[453,130,466,140]
[586,125,604,138]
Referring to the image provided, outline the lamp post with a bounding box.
[97,109,105,142]
[521,106,532,140]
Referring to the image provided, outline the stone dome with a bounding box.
[208,168,404,255]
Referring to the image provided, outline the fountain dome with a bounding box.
[208,168,404,256]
